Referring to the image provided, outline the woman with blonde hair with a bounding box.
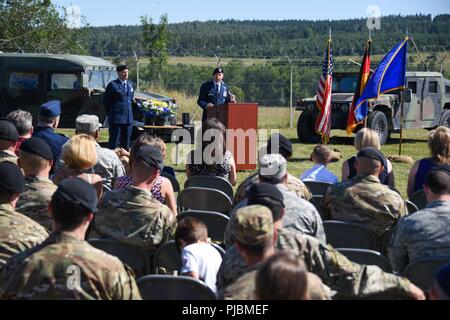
[407,126,450,197]
[52,134,103,199]
[341,128,395,187]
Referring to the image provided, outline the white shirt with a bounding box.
[300,164,339,184]
[181,243,222,294]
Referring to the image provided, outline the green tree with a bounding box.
[141,14,170,84]
[0,0,88,54]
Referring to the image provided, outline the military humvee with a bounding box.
[296,71,450,144]
[0,53,177,128]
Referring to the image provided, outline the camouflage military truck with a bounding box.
[0,53,177,128]
[296,71,450,144]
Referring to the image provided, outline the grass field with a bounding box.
[57,107,431,199]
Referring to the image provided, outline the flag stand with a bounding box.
[399,89,405,156]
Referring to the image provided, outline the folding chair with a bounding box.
[337,248,393,272]
[161,171,180,193]
[184,176,234,199]
[402,256,450,291]
[323,221,376,250]
[88,239,150,277]
[177,210,229,243]
[303,181,333,196]
[405,200,419,215]
[309,195,330,221]
[178,187,232,214]
[409,190,427,211]
[137,275,216,300]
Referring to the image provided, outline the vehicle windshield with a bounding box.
[332,74,358,93]
[87,69,117,88]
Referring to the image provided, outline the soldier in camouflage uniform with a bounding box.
[219,190,425,300]
[233,133,311,205]
[389,166,450,272]
[74,115,126,190]
[0,118,19,165]
[93,145,176,252]
[0,162,48,271]
[222,205,330,300]
[16,137,57,231]
[228,155,325,244]
[322,147,406,248]
[0,178,141,300]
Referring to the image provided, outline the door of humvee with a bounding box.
[423,78,442,124]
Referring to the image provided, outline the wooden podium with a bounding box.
[207,103,258,171]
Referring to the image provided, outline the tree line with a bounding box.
[87,14,450,58]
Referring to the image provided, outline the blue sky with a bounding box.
[52,0,450,26]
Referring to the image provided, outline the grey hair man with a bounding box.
[74,114,125,190]
[6,109,33,156]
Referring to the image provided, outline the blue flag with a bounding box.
[354,37,409,122]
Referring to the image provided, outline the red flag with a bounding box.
[347,41,371,135]
[315,38,333,144]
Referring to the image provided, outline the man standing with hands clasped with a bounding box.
[104,64,134,151]
[197,67,236,123]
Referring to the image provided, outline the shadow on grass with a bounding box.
[289,157,312,163]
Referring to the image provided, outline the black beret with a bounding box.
[212,67,224,75]
[135,145,164,171]
[0,162,24,193]
[247,182,285,208]
[20,137,53,161]
[56,178,98,213]
[116,64,128,72]
[267,133,293,159]
[0,118,18,142]
[357,147,385,164]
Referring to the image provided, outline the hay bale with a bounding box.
[387,155,415,164]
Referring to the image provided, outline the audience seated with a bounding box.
[175,217,222,294]
[407,126,450,197]
[342,128,395,188]
[323,147,406,249]
[113,133,177,214]
[233,133,311,205]
[186,118,237,186]
[52,134,103,200]
[16,137,57,231]
[6,109,33,156]
[300,144,338,184]
[389,165,450,272]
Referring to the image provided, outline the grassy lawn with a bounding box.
[57,107,431,199]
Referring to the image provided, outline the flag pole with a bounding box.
[364,30,372,129]
[399,34,410,156]
[325,27,332,144]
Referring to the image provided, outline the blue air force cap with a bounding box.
[0,162,24,193]
[56,178,98,213]
[20,137,54,161]
[40,100,61,117]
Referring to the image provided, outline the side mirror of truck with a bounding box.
[403,89,412,103]
[81,73,90,88]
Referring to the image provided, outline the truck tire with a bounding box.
[297,112,321,144]
[439,110,450,128]
[367,111,389,145]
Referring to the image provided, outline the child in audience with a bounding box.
[175,217,222,294]
[300,145,338,184]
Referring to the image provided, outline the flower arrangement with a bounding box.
[139,99,176,119]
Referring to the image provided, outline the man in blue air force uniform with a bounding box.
[103,64,134,151]
[197,67,236,123]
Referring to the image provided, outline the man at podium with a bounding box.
[197,67,236,123]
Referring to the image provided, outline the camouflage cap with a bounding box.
[76,114,102,133]
[233,205,274,246]
[258,154,287,182]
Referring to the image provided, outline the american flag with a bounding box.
[314,39,333,144]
